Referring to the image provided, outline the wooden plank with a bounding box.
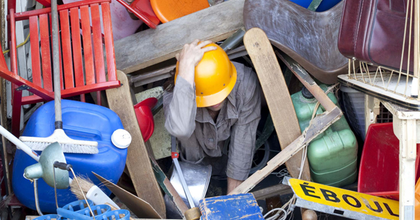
[200,194,264,220]
[0,79,11,196]
[114,0,244,74]
[29,16,42,86]
[13,0,111,20]
[49,12,63,89]
[106,71,166,218]
[81,5,95,85]
[39,14,52,91]
[91,3,105,83]
[60,9,74,89]
[242,28,311,180]
[229,107,342,194]
[70,7,84,87]
[101,2,116,81]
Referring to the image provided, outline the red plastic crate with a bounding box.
[358,122,420,200]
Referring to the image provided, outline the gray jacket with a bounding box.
[163,62,261,180]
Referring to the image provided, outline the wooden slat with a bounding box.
[29,16,42,86]
[106,71,166,218]
[114,0,244,74]
[60,9,74,89]
[70,7,84,87]
[11,89,22,136]
[0,79,12,195]
[80,5,95,85]
[243,28,311,180]
[101,2,116,81]
[39,14,53,91]
[50,12,64,89]
[91,3,105,83]
[14,0,111,21]
[21,81,120,105]
[0,66,54,100]
[9,9,18,75]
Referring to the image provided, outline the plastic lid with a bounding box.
[111,129,132,149]
[301,86,314,99]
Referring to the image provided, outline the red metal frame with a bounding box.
[3,0,121,137]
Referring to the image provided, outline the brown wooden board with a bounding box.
[106,70,166,218]
[0,78,11,196]
[242,28,311,181]
[94,172,162,219]
[230,107,341,194]
[114,0,244,74]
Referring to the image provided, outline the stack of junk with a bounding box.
[2,0,420,219]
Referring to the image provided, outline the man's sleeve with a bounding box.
[163,76,197,139]
[227,70,262,181]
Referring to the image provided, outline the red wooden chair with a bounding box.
[4,0,121,136]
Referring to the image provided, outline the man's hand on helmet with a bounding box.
[176,40,217,86]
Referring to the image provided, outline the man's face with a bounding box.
[206,99,225,112]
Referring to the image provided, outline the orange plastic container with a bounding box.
[150,0,209,23]
[358,123,420,200]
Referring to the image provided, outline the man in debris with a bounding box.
[163,40,261,194]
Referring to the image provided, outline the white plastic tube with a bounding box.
[0,125,40,161]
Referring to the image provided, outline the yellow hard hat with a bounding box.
[175,43,237,107]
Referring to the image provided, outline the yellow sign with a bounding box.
[289,178,399,220]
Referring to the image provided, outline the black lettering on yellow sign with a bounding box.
[298,182,399,217]
[300,183,320,199]
[342,195,362,208]
[365,201,383,213]
[320,189,340,203]
[384,203,399,217]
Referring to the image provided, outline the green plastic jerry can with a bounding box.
[291,85,358,187]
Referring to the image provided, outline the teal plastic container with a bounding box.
[291,85,358,187]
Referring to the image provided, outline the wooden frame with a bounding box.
[5,0,121,136]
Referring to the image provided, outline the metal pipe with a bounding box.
[34,179,43,216]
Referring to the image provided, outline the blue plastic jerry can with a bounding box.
[12,100,128,213]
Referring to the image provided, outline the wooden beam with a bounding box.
[130,45,247,87]
[242,28,311,181]
[115,0,244,74]
[106,71,166,218]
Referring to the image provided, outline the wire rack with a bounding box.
[337,0,420,110]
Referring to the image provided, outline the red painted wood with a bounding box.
[0,66,54,100]
[39,14,53,91]
[97,91,102,105]
[14,0,111,21]
[81,5,95,85]
[21,80,120,104]
[60,9,74,89]
[11,89,22,137]
[61,81,121,97]
[50,13,64,89]
[70,7,84,87]
[9,9,18,75]
[101,2,117,81]
[91,3,106,83]
[29,16,42,87]
[8,0,15,16]
[0,45,7,68]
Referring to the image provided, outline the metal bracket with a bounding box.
[15,85,30,91]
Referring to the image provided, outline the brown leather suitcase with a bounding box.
[338,0,413,72]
